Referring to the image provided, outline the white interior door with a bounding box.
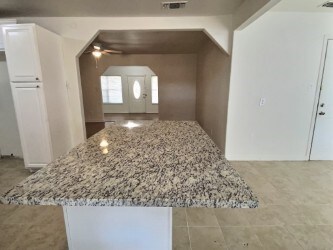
[11,83,52,168]
[311,40,333,160]
[128,76,146,113]
[3,25,42,82]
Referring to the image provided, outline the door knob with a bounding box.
[319,112,325,116]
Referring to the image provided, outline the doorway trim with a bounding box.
[307,35,333,160]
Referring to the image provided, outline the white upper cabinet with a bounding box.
[3,24,42,82]
[0,19,17,51]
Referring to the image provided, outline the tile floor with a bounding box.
[1,158,333,250]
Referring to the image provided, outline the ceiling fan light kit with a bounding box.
[90,42,122,57]
[93,43,102,50]
[92,50,102,58]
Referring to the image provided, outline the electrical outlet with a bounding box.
[259,97,266,107]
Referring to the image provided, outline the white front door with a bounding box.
[311,40,333,160]
[128,76,146,113]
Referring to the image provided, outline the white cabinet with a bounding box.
[3,25,42,82]
[4,24,72,170]
[0,19,16,51]
[11,83,52,168]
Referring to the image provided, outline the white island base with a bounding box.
[63,206,172,250]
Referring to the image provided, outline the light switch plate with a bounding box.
[259,97,266,106]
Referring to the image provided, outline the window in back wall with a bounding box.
[101,76,123,104]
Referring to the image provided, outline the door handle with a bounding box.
[319,112,325,116]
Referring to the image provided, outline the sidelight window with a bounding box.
[151,76,158,104]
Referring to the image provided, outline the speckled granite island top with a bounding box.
[1,121,258,208]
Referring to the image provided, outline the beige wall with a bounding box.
[79,53,197,122]
[196,39,231,153]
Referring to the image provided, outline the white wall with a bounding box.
[226,12,333,161]
[233,0,281,30]
[0,54,23,157]
[14,16,232,145]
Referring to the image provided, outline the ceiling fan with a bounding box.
[85,43,122,58]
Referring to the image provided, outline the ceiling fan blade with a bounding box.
[104,49,122,54]
[101,51,111,56]
[84,50,93,54]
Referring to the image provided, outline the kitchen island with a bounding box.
[1,121,258,250]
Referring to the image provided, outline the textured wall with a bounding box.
[79,54,197,122]
[196,39,231,153]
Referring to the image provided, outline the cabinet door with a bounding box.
[11,84,52,169]
[3,25,42,82]
[0,20,17,51]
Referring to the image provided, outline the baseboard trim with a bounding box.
[225,154,309,161]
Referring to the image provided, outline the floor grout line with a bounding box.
[214,210,229,250]
[284,225,306,250]
[184,208,193,250]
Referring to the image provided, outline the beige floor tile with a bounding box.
[287,225,333,250]
[186,208,219,227]
[0,205,18,224]
[3,205,64,225]
[242,204,316,227]
[36,206,64,225]
[173,227,191,250]
[189,227,227,250]
[296,205,333,225]
[214,208,250,227]
[173,208,187,227]
[242,205,285,226]
[0,224,29,250]
[9,223,68,250]
[0,170,30,180]
[286,188,332,206]
[256,190,295,205]
[253,226,303,250]
[270,205,310,226]
[221,226,264,250]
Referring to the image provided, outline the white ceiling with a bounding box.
[0,0,245,17]
[272,0,333,12]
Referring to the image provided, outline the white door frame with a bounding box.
[307,35,333,160]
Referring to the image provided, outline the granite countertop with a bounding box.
[0,121,258,208]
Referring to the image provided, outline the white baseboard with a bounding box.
[225,154,309,161]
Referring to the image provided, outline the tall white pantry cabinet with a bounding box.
[3,24,72,170]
